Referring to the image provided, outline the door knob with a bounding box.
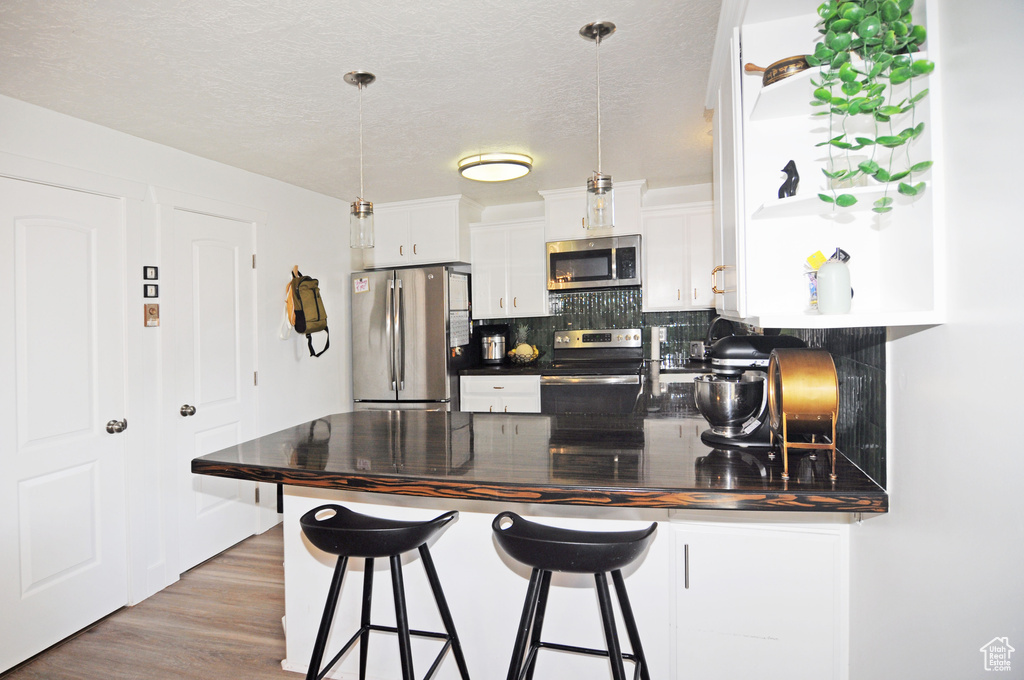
[105,418,127,434]
[180,404,197,417]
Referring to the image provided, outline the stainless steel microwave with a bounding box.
[546,234,641,291]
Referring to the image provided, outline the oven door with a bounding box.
[540,374,645,415]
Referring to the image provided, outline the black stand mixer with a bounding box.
[693,334,806,448]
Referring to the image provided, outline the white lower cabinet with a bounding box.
[459,375,541,413]
[670,520,847,680]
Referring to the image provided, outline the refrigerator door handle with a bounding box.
[387,279,397,390]
[396,279,406,390]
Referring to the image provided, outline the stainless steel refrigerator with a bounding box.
[350,265,472,410]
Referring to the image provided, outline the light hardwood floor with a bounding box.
[2,525,293,680]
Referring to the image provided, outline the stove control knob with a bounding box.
[616,334,623,341]
[633,333,640,341]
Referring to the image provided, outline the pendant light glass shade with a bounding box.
[580,21,616,230]
[587,172,614,229]
[345,71,376,249]
[350,198,374,249]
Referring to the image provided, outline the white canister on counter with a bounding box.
[816,259,852,314]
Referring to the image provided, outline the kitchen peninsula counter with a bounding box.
[192,410,887,513]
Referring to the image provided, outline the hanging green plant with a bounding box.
[806,0,935,213]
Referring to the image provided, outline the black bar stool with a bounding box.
[492,511,657,680]
[299,504,470,680]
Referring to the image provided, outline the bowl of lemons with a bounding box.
[507,343,542,366]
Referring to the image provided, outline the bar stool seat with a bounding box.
[300,504,470,680]
[492,511,656,680]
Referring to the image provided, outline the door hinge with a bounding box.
[255,487,260,504]
[254,370,258,386]
[252,253,256,269]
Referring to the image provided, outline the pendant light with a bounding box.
[580,21,616,230]
[345,70,376,249]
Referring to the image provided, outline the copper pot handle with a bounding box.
[744,62,766,73]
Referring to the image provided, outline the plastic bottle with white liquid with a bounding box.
[816,259,852,314]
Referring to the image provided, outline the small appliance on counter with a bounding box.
[768,348,839,481]
[693,334,806,449]
[689,316,737,363]
[476,324,510,366]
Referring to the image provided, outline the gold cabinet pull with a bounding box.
[711,265,728,295]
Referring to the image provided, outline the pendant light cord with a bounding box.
[358,81,364,200]
[596,32,602,175]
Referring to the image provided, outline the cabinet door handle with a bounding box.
[693,287,698,300]
[684,543,690,589]
[400,245,404,256]
[180,404,196,417]
[413,244,418,255]
[504,405,509,412]
[711,265,728,295]
[677,288,681,301]
[513,296,517,308]
[499,297,504,309]
[489,405,494,412]
[493,386,504,389]
[105,418,128,434]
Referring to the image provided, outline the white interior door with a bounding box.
[171,208,258,572]
[0,178,129,671]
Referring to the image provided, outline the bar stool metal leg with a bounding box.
[507,568,545,680]
[612,569,650,680]
[523,570,552,680]
[594,572,628,680]
[418,545,471,680]
[306,556,349,680]
[390,555,415,680]
[359,557,375,680]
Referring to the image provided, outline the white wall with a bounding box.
[849,3,1024,678]
[0,94,353,597]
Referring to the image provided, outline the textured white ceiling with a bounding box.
[0,0,722,206]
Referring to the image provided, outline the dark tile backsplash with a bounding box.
[476,288,886,488]
[788,326,886,488]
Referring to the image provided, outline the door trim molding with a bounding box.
[150,185,268,224]
[0,151,148,201]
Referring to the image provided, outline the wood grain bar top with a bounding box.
[191,411,887,513]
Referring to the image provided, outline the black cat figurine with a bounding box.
[778,160,799,198]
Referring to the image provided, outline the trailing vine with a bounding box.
[806,0,935,213]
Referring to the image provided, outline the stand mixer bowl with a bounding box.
[693,374,767,436]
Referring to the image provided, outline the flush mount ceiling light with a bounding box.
[458,153,533,182]
[345,70,375,249]
[580,20,616,230]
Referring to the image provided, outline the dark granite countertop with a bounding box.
[460,363,546,376]
[192,410,887,513]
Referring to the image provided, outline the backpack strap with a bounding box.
[306,328,329,358]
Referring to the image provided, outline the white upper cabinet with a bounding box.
[539,180,647,241]
[706,0,945,328]
[642,202,715,311]
[363,195,482,269]
[470,218,548,319]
